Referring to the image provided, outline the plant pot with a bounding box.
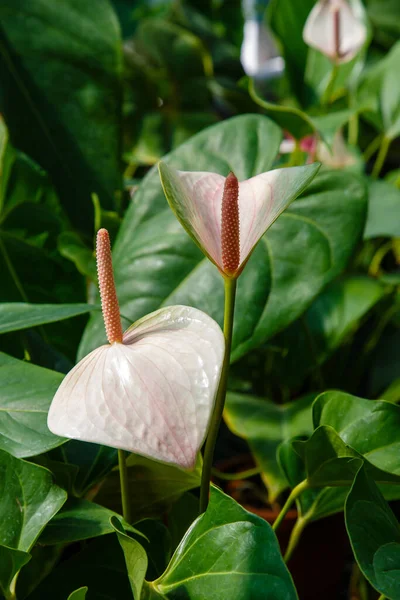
[214,454,352,600]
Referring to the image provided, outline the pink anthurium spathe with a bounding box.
[303,0,367,64]
[159,161,320,278]
[47,229,224,470]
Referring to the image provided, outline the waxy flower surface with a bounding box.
[159,161,319,278]
[47,229,224,470]
[303,0,367,64]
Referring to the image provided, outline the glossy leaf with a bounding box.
[39,498,136,545]
[112,517,148,600]
[224,392,315,501]
[0,302,94,334]
[122,486,298,599]
[313,391,400,475]
[345,465,400,599]
[67,588,88,600]
[48,306,224,470]
[364,180,400,239]
[79,115,367,362]
[0,450,67,551]
[0,0,123,230]
[96,453,201,521]
[0,353,65,458]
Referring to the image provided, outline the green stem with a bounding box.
[377,595,387,600]
[118,449,131,523]
[372,135,391,178]
[322,62,339,106]
[199,277,237,513]
[284,515,308,562]
[348,113,359,146]
[212,466,261,481]
[363,134,382,163]
[272,479,309,532]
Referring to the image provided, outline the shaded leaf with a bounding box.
[225,392,315,501]
[364,179,400,239]
[0,352,65,458]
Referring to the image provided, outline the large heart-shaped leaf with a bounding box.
[79,115,367,361]
[0,352,65,457]
[117,486,298,599]
[0,0,123,231]
[0,450,66,597]
[96,453,201,521]
[0,302,95,334]
[224,392,315,501]
[345,465,400,599]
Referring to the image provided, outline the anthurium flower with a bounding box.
[47,229,224,470]
[159,161,320,278]
[303,0,367,64]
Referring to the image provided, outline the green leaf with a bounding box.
[67,588,88,600]
[272,276,385,388]
[96,453,201,521]
[145,486,297,599]
[345,465,400,599]
[0,450,67,551]
[364,179,400,239]
[167,492,199,554]
[39,498,136,545]
[0,0,123,231]
[26,534,133,600]
[57,232,97,280]
[357,41,400,137]
[313,391,400,476]
[0,352,66,458]
[79,115,367,361]
[0,302,95,334]
[49,441,118,497]
[0,545,30,599]
[112,517,148,600]
[224,392,315,501]
[0,450,66,596]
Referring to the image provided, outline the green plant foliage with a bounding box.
[26,535,133,600]
[79,115,367,362]
[225,392,315,501]
[346,465,400,599]
[112,517,149,600]
[0,0,123,231]
[117,486,298,599]
[0,450,66,597]
[39,498,137,545]
[96,453,201,521]
[0,352,65,457]
[272,276,385,388]
[67,588,88,600]
[0,302,94,334]
[364,179,400,239]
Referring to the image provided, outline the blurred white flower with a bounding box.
[303,0,367,64]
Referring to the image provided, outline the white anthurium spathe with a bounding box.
[47,229,224,470]
[303,0,367,64]
[159,161,320,278]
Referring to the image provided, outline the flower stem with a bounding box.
[199,276,237,513]
[212,465,261,481]
[322,62,339,106]
[372,135,391,179]
[118,449,131,523]
[272,479,309,532]
[284,515,308,562]
[377,595,387,600]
